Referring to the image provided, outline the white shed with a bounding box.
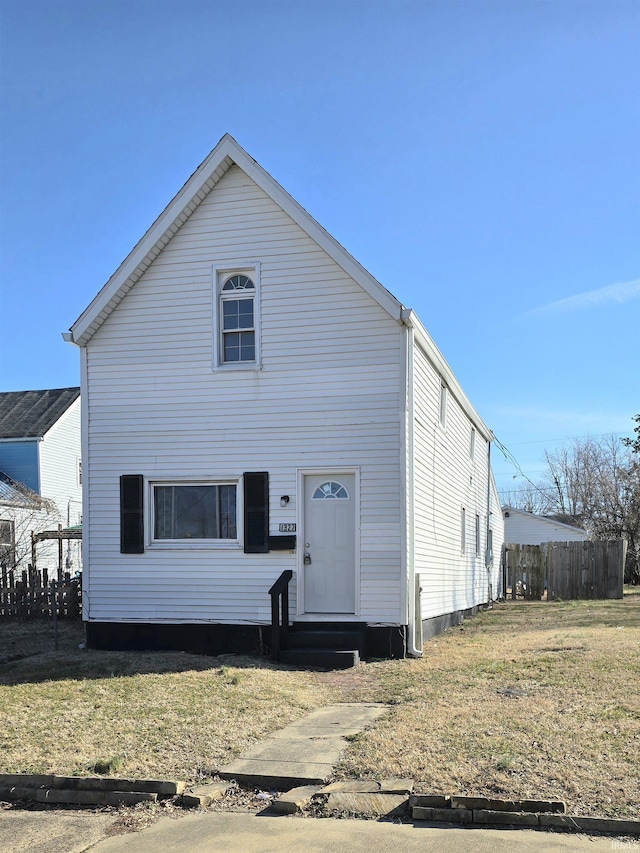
[66,135,504,663]
[503,505,588,546]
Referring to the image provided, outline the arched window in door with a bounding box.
[312,481,350,500]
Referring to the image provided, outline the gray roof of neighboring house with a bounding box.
[0,388,80,439]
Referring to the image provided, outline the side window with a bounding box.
[0,519,15,568]
[461,507,466,554]
[475,514,481,557]
[214,266,260,369]
[470,428,476,461]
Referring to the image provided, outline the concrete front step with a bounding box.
[279,648,360,669]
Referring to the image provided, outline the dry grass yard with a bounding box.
[1,589,638,818]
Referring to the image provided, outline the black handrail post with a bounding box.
[281,583,289,651]
[271,593,281,661]
[268,570,293,662]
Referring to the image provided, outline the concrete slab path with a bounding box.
[219,702,387,789]
[90,811,619,853]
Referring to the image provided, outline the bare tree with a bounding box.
[542,429,640,583]
[499,480,555,515]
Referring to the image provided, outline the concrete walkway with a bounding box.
[219,703,387,789]
[91,811,618,853]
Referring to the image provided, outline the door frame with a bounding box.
[296,466,361,619]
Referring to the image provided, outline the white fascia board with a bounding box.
[230,143,404,322]
[70,137,236,345]
[402,308,493,442]
[69,135,404,345]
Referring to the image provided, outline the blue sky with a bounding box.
[1,0,638,495]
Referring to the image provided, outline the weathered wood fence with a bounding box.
[0,566,82,619]
[505,540,626,601]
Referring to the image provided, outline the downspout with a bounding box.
[402,312,422,657]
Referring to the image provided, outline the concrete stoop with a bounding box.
[0,773,184,807]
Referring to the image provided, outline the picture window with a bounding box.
[153,484,237,541]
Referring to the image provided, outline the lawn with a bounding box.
[1,590,638,818]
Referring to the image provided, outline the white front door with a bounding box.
[302,473,356,614]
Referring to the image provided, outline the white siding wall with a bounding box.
[85,166,404,625]
[37,398,83,571]
[504,509,588,545]
[412,341,496,620]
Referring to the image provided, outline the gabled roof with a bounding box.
[0,388,80,440]
[69,134,404,346]
[67,134,493,440]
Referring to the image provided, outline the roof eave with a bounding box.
[402,309,493,442]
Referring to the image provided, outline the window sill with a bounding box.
[149,541,242,551]
[212,362,262,373]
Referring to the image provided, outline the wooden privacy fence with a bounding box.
[505,540,626,601]
[0,566,82,619]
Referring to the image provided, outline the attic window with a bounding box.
[221,275,255,362]
[214,266,260,369]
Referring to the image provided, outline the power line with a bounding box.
[491,434,552,501]
[505,430,630,447]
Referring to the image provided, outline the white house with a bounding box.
[503,505,588,546]
[0,388,82,574]
[66,135,504,662]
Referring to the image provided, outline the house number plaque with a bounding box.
[279,523,296,532]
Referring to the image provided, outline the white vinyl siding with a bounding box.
[412,340,498,620]
[84,166,404,625]
[39,397,82,524]
[37,397,83,570]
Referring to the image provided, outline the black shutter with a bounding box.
[120,475,144,554]
[244,472,269,553]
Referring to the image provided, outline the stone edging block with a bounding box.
[0,774,184,807]
[182,783,234,809]
[412,804,640,836]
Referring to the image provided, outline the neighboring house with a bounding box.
[66,134,504,660]
[502,505,588,545]
[0,388,82,573]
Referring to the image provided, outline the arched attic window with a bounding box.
[220,274,256,363]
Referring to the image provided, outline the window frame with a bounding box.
[461,506,466,554]
[475,513,481,557]
[0,519,15,568]
[212,263,261,371]
[439,382,447,429]
[148,479,242,549]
